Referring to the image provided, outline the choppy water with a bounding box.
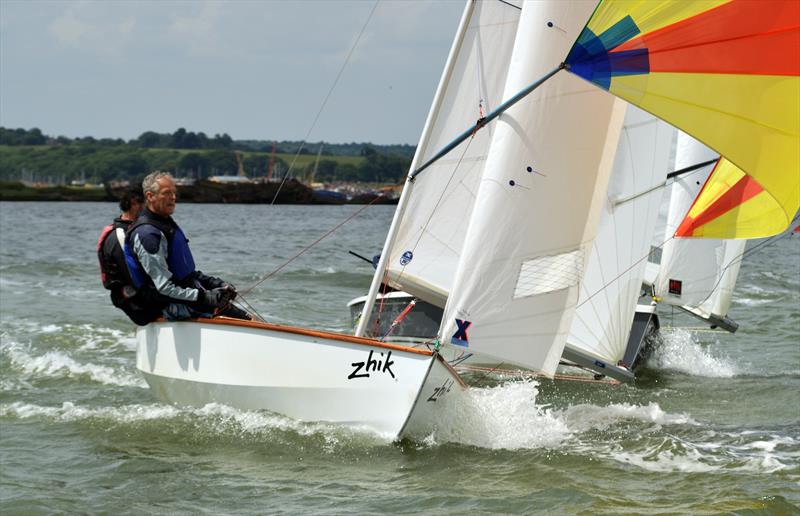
[1,202,798,514]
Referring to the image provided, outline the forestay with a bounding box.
[567,106,674,365]
[439,1,626,376]
[385,0,522,308]
[656,132,745,319]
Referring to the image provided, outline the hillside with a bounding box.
[0,127,413,185]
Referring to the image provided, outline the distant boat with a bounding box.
[311,188,348,204]
[652,133,746,333]
[207,175,254,184]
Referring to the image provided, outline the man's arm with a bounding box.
[131,228,199,302]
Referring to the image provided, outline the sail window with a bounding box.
[513,250,583,298]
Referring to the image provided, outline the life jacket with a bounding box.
[124,209,197,290]
[97,218,132,291]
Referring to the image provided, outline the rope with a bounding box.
[269,1,379,205]
[577,235,675,309]
[370,269,391,338]
[574,214,795,312]
[685,213,800,307]
[473,362,507,385]
[365,128,476,338]
[389,134,475,292]
[234,295,266,322]
[240,195,385,296]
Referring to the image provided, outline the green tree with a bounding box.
[179,153,210,178]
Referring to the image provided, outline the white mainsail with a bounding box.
[385,0,522,308]
[439,1,626,376]
[655,132,745,323]
[566,107,674,365]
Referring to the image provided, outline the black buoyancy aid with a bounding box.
[124,209,197,290]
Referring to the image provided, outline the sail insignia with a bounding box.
[450,319,472,347]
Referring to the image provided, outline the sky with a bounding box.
[0,0,465,145]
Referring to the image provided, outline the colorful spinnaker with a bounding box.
[565,0,800,239]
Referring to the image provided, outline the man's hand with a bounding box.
[203,287,234,308]
[221,283,237,301]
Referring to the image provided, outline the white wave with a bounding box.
[0,401,180,421]
[3,320,136,353]
[3,398,791,474]
[411,379,709,451]
[0,277,25,287]
[648,328,738,377]
[611,447,720,473]
[606,433,793,474]
[191,403,394,443]
[3,342,145,388]
[0,401,394,445]
[414,380,572,450]
[557,402,698,433]
[73,324,137,352]
[740,284,767,294]
[734,297,773,307]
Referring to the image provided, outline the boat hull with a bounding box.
[136,318,462,438]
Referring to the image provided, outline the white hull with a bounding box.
[136,317,464,438]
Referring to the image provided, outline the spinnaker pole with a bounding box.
[409,63,565,180]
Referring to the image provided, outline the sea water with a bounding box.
[1,202,798,514]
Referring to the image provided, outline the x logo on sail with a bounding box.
[451,319,472,347]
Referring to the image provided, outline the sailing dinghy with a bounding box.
[352,106,675,382]
[137,0,799,435]
[653,132,746,332]
[137,0,623,434]
[356,0,799,380]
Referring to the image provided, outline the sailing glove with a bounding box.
[222,283,237,300]
[203,287,234,308]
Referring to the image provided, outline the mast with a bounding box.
[267,141,276,181]
[380,0,523,308]
[354,0,477,337]
[310,143,324,184]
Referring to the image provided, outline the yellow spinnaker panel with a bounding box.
[566,0,800,238]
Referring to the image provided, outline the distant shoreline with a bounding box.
[0,180,398,205]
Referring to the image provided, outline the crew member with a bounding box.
[124,171,251,323]
[97,186,162,324]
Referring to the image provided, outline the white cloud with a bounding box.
[166,1,223,57]
[49,9,93,46]
[48,2,137,56]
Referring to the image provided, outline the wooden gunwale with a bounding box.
[164,317,434,357]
